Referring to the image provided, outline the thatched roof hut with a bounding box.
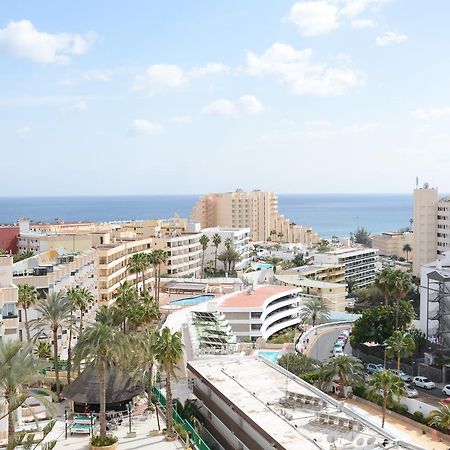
[63,364,144,411]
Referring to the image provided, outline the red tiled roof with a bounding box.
[219,285,296,308]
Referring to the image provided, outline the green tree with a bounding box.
[390,270,412,329]
[199,235,210,278]
[375,268,394,307]
[212,233,222,273]
[277,231,284,242]
[148,249,167,304]
[385,331,415,372]
[65,288,81,385]
[291,253,307,267]
[277,353,320,377]
[316,240,331,253]
[34,341,51,359]
[153,327,184,440]
[299,297,330,327]
[0,341,53,449]
[429,403,450,432]
[114,281,137,332]
[352,228,372,247]
[17,284,38,341]
[32,292,72,398]
[127,253,148,291]
[322,355,365,398]
[403,244,412,261]
[74,317,128,439]
[368,371,405,428]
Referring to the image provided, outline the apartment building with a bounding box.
[0,225,19,253]
[282,264,345,284]
[0,256,19,342]
[201,227,251,271]
[314,247,378,289]
[191,189,319,244]
[372,231,413,259]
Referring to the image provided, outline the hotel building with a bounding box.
[313,247,378,289]
[0,256,19,342]
[191,189,319,244]
[201,227,251,271]
[372,231,413,259]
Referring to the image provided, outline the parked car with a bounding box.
[390,369,412,383]
[413,376,436,390]
[336,336,347,345]
[366,363,384,374]
[404,383,418,398]
[442,385,450,396]
[333,347,344,357]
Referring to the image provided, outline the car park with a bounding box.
[366,363,384,374]
[442,385,450,396]
[413,376,436,390]
[390,369,412,383]
[404,384,418,398]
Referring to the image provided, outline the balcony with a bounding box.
[3,315,19,329]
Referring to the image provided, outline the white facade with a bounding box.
[201,227,251,271]
[0,256,19,342]
[313,247,378,289]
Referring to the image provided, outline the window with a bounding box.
[2,303,17,317]
[251,312,262,319]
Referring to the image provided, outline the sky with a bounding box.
[1,0,450,196]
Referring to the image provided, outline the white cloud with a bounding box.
[411,107,450,120]
[170,115,193,124]
[128,119,164,136]
[285,0,389,36]
[73,100,88,111]
[342,122,378,133]
[375,31,408,46]
[16,126,31,138]
[134,64,187,94]
[0,20,96,64]
[202,95,264,117]
[189,62,230,78]
[246,42,365,96]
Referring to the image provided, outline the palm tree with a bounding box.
[32,292,72,398]
[149,249,167,304]
[429,403,450,432]
[212,233,222,273]
[224,238,232,250]
[139,291,160,325]
[66,288,81,385]
[277,231,283,242]
[368,371,405,428]
[0,341,52,449]
[72,287,94,339]
[385,330,415,372]
[322,355,364,398]
[390,270,412,329]
[128,253,144,290]
[153,327,184,440]
[74,318,128,439]
[403,244,412,261]
[114,281,137,332]
[17,284,39,341]
[269,230,277,242]
[199,235,210,278]
[375,268,394,307]
[34,341,51,359]
[299,297,330,327]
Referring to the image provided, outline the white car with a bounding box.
[413,376,436,390]
[442,385,450,396]
[404,384,418,398]
[333,347,344,357]
[390,369,412,383]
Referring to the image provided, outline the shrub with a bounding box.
[90,434,118,446]
[352,385,367,399]
[390,403,408,415]
[299,370,323,385]
[413,411,426,424]
[174,422,188,441]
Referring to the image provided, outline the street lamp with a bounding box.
[382,343,391,369]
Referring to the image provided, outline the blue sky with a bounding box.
[1,0,450,196]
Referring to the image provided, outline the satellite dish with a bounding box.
[327,434,336,443]
[355,437,364,446]
[367,437,376,445]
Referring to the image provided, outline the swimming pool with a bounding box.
[256,263,273,270]
[170,294,214,306]
[257,350,282,363]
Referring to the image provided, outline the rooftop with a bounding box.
[218,285,299,308]
[275,274,345,289]
[188,357,417,450]
[318,247,378,257]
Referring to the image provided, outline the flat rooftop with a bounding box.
[218,285,299,308]
[320,247,378,256]
[188,357,415,450]
[275,274,345,289]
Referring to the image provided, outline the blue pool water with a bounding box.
[170,294,214,306]
[256,263,273,270]
[257,350,282,363]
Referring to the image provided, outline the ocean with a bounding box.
[0,194,412,238]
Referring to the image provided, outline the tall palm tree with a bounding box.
[390,270,412,329]
[74,318,128,439]
[269,230,277,242]
[199,235,210,278]
[148,249,167,303]
[65,288,81,385]
[277,231,283,242]
[299,297,330,327]
[114,281,137,332]
[127,253,144,290]
[153,327,184,440]
[139,291,160,325]
[73,287,94,339]
[17,284,39,341]
[385,330,415,372]
[403,244,412,261]
[34,341,51,360]
[32,292,72,398]
[0,341,52,449]
[224,238,232,250]
[375,268,394,307]
[322,355,364,398]
[368,371,405,428]
[429,403,450,432]
[212,233,222,273]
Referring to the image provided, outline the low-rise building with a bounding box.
[0,225,19,254]
[372,231,413,259]
[214,285,303,341]
[282,264,345,283]
[0,255,19,342]
[201,227,251,271]
[314,247,378,289]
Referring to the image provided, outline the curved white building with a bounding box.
[216,285,303,341]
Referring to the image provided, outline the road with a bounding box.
[305,325,448,406]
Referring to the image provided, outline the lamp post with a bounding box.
[382,343,391,369]
[64,410,68,439]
